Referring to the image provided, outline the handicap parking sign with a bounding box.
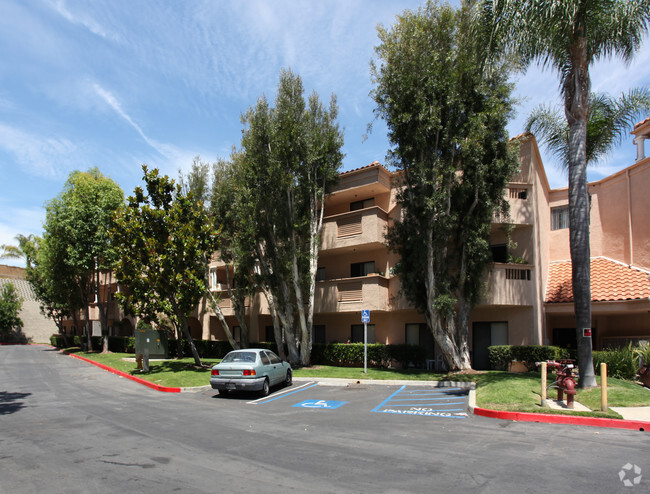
[361,310,370,323]
[293,400,347,409]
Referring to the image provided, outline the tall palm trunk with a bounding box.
[565,35,597,388]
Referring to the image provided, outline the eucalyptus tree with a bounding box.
[112,166,216,366]
[238,69,344,366]
[42,168,124,352]
[371,1,519,370]
[482,0,650,386]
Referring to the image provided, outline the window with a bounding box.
[405,324,420,345]
[351,261,375,277]
[508,187,528,199]
[490,244,508,263]
[350,197,374,211]
[260,352,271,365]
[551,206,569,230]
[266,351,282,364]
[313,325,326,344]
[316,267,326,281]
[265,325,275,342]
[351,324,375,343]
[506,268,531,280]
[209,268,217,290]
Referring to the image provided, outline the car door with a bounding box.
[264,351,283,385]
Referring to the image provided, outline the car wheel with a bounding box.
[219,389,229,397]
[285,369,292,386]
[260,378,270,397]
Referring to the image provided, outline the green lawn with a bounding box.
[474,371,650,419]
[64,349,650,419]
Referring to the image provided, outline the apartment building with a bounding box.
[204,124,650,369]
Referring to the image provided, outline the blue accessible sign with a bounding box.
[293,400,348,409]
[361,310,370,323]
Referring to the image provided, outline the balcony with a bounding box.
[479,263,536,307]
[321,207,389,253]
[493,186,534,225]
[314,274,390,313]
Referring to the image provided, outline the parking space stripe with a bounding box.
[372,386,469,419]
[248,382,318,405]
[371,385,406,412]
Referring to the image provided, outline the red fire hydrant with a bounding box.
[546,359,577,409]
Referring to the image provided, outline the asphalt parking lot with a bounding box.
[198,380,472,421]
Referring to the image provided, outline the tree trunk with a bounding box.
[260,284,287,361]
[565,37,596,388]
[178,315,202,366]
[206,290,239,349]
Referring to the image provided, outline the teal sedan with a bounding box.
[210,349,292,396]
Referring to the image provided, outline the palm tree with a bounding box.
[526,89,650,167]
[0,234,39,267]
[482,0,650,387]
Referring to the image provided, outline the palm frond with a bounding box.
[525,104,570,168]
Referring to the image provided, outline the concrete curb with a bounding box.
[69,353,182,393]
[293,376,476,389]
[466,393,649,431]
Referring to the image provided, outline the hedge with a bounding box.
[592,345,638,380]
[49,335,427,368]
[488,345,569,371]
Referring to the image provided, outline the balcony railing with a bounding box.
[480,263,536,306]
[493,186,534,225]
[314,274,390,312]
[321,207,389,251]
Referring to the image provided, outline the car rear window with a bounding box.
[222,352,257,363]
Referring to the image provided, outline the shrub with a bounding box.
[593,343,638,380]
[488,345,568,371]
[310,343,424,368]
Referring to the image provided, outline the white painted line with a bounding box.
[246,381,317,405]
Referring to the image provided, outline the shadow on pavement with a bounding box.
[0,391,31,415]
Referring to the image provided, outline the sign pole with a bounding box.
[361,310,370,374]
[364,321,367,374]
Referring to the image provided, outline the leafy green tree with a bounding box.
[19,235,74,345]
[42,168,124,352]
[0,283,24,343]
[371,1,519,370]
[237,69,344,366]
[483,0,650,386]
[112,166,216,366]
[526,89,650,167]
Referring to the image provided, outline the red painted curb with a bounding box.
[69,353,181,393]
[473,406,649,431]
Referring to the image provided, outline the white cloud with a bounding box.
[0,122,77,179]
[45,0,118,41]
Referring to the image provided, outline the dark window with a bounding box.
[551,206,569,230]
[490,244,508,263]
[351,324,375,343]
[265,325,274,342]
[267,351,282,364]
[350,197,374,211]
[313,325,326,344]
[316,267,326,281]
[351,261,375,277]
[260,352,271,365]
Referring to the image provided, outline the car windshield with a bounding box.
[221,352,257,363]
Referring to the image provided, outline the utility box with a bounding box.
[134,328,168,359]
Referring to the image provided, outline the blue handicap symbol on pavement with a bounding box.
[293,400,348,409]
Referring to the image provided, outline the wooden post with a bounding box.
[541,361,547,407]
[601,362,608,412]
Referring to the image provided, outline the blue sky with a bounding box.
[1,0,649,267]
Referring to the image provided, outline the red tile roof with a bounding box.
[633,116,650,130]
[545,257,650,303]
